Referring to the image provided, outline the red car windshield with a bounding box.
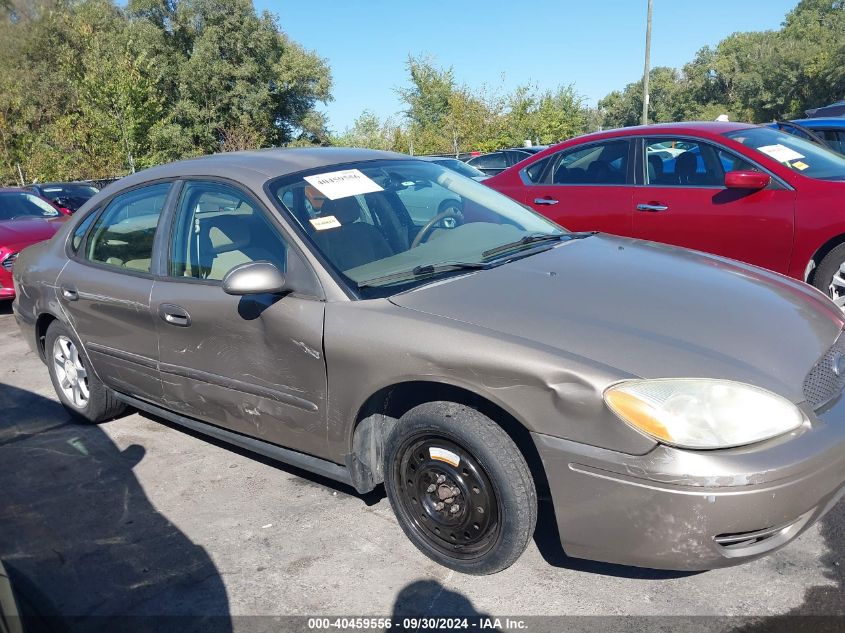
[0,192,62,221]
[724,127,845,181]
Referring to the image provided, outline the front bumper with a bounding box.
[0,268,14,299]
[533,396,845,570]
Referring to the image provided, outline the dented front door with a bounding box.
[151,280,328,458]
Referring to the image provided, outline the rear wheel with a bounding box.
[813,244,845,307]
[384,401,536,575]
[45,320,126,423]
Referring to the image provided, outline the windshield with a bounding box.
[432,158,487,179]
[42,185,98,199]
[0,192,61,220]
[724,127,845,181]
[40,184,98,211]
[271,159,564,296]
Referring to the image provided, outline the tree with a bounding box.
[397,55,455,130]
[332,110,401,151]
[599,1,845,127]
[378,57,590,155]
[599,67,686,128]
[0,0,333,184]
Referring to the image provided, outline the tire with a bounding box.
[812,243,845,302]
[384,401,537,575]
[45,320,126,424]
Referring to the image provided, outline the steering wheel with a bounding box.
[411,208,463,249]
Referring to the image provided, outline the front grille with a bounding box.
[803,331,845,409]
[1,252,17,272]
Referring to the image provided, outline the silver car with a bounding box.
[12,148,845,574]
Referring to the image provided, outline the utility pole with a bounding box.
[641,0,653,126]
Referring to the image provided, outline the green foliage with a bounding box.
[334,56,592,156]
[599,1,844,128]
[0,0,332,184]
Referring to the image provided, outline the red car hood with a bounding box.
[0,216,67,248]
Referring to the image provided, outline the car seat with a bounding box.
[312,197,393,272]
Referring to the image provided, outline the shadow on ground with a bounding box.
[391,580,496,631]
[0,382,231,632]
[731,497,845,632]
[134,409,386,507]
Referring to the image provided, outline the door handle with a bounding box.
[158,304,191,327]
[533,197,559,206]
[61,286,78,301]
[636,203,669,212]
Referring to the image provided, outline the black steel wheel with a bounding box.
[395,436,500,559]
[384,401,537,575]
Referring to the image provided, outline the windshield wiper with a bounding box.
[357,261,490,289]
[481,231,594,260]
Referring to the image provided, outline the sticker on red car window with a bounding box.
[793,161,809,171]
[304,169,383,200]
[757,144,805,163]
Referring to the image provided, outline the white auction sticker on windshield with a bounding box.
[304,169,383,200]
[757,144,805,163]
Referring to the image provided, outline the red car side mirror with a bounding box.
[725,170,770,191]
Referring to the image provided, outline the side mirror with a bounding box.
[222,261,286,296]
[725,170,770,191]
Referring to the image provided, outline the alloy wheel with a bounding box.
[53,335,89,408]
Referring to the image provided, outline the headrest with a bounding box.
[320,197,362,225]
[647,154,663,180]
[207,216,251,254]
[675,152,697,175]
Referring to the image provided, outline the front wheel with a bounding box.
[384,402,537,575]
[813,244,845,307]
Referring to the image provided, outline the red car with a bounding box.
[0,189,71,300]
[485,122,845,303]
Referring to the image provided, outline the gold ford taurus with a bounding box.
[12,148,845,574]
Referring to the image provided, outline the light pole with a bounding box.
[641,0,653,126]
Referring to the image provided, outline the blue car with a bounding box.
[771,118,845,154]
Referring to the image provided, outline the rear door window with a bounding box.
[84,183,170,273]
[821,130,845,155]
[469,153,507,170]
[548,140,630,185]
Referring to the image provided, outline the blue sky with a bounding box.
[256,0,799,133]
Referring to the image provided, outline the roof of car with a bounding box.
[547,121,757,148]
[34,181,99,187]
[148,147,406,178]
[790,117,845,127]
[101,147,411,195]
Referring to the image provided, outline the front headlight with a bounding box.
[603,379,804,449]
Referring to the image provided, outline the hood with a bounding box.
[0,217,67,249]
[390,234,844,403]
